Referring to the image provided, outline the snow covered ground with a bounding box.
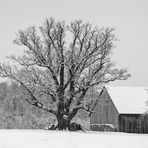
[0,130,148,148]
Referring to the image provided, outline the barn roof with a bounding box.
[105,87,148,114]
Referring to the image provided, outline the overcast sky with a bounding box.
[0,0,148,86]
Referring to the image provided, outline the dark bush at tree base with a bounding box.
[68,122,84,131]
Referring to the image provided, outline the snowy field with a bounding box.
[0,130,148,148]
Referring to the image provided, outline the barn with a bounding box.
[90,87,148,133]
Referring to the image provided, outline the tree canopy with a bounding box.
[0,18,130,130]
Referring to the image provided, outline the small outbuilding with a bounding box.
[90,87,148,133]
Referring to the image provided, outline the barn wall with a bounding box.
[90,87,148,133]
[90,89,119,127]
[119,114,148,133]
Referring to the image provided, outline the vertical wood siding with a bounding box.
[119,114,148,133]
[90,89,119,126]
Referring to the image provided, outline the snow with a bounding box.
[107,87,148,114]
[0,130,148,148]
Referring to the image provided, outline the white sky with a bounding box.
[0,0,148,86]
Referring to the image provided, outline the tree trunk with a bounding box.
[56,115,71,130]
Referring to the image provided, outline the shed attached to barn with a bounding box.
[90,87,148,133]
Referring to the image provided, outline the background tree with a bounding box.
[0,18,130,130]
[0,82,49,129]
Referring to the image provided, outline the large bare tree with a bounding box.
[0,18,130,130]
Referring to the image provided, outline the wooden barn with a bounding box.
[90,87,148,133]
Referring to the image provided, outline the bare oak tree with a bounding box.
[0,18,130,130]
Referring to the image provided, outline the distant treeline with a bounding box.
[0,82,89,129]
